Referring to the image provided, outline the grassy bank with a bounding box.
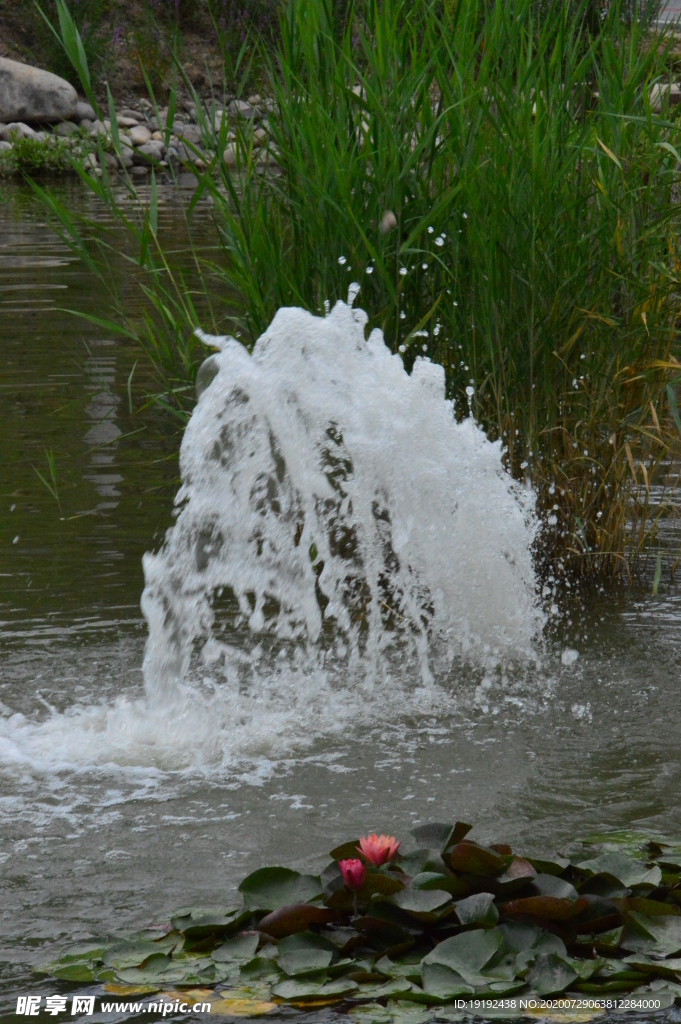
[39,0,681,581]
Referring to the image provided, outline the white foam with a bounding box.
[0,299,543,780]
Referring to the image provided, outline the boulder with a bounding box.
[0,139,13,152]
[0,57,77,123]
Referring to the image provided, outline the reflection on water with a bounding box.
[0,181,680,1020]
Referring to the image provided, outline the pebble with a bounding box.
[134,139,165,164]
[129,125,152,146]
[55,120,79,136]
[0,139,13,152]
[650,82,681,113]
[74,100,96,122]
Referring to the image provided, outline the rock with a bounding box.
[79,118,94,130]
[650,82,681,113]
[55,120,79,137]
[117,145,134,169]
[118,108,144,120]
[74,100,96,123]
[131,164,149,175]
[223,143,237,167]
[253,127,268,148]
[177,123,201,145]
[0,139,13,152]
[83,153,99,173]
[116,115,139,128]
[129,124,151,146]
[0,121,35,141]
[0,57,77,123]
[88,119,106,136]
[151,130,163,141]
[134,139,165,164]
[229,98,255,119]
[103,151,118,170]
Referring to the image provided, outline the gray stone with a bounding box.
[177,123,201,145]
[0,139,13,152]
[79,118,94,130]
[56,120,79,137]
[116,115,139,128]
[134,139,165,164]
[88,119,106,137]
[228,99,255,119]
[129,124,151,147]
[0,57,77,123]
[117,145,134,169]
[0,121,35,141]
[74,100,96,123]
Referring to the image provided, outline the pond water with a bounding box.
[1,180,680,1018]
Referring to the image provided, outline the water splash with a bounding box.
[141,299,542,704]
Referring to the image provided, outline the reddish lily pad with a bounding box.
[499,896,589,922]
[445,842,508,877]
[258,904,335,937]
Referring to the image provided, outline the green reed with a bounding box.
[41,0,681,578]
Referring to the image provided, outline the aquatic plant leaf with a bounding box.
[398,850,448,877]
[620,912,681,956]
[103,943,170,970]
[239,956,283,981]
[172,909,251,939]
[258,903,334,936]
[526,953,578,995]
[454,892,499,927]
[43,962,98,982]
[410,823,455,851]
[205,992,278,1017]
[421,962,474,999]
[445,842,508,877]
[496,922,542,952]
[422,928,504,984]
[356,978,415,999]
[623,954,681,979]
[577,853,662,888]
[530,874,579,901]
[391,889,451,915]
[573,926,623,954]
[526,856,570,877]
[278,948,334,976]
[278,931,337,953]
[614,898,681,917]
[500,896,589,922]
[272,977,359,1001]
[239,867,323,911]
[330,840,361,861]
[212,933,260,962]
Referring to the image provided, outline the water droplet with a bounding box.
[366,265,374,275]
[562,648,579,666]
[12,535,19,544]
[422,262,428,270]
[422,344,428,352]
[398,344,406,353]
[465,384,474,414]
[453,301,458,307]
[433,324,441,336]
[324,299,330,316]
[427,225,434,233]
[400,311,406,320]
[379,210,397,234]
[399,267,407,276]
[463,212,468,219]
[435,236,444,247]
[338,255,347,265]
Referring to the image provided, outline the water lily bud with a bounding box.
[356,833,400,866]
[379,210,397,235]
[339,858,366,890]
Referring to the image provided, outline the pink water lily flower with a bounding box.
[339,858,366,890]
[357,833,400,867]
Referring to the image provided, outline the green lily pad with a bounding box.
[421,962,474,999]
[445,842,508,877]
[240,955,284,981]
[623,954,681,979]
[330,840,361,861]
[391,889,451,915]
[356,978,415,999]
[398,849,448,877]
[278,948,334,976]
[620,911,681,957]
[240,867,323,912]
[525,953,578,995]
[578,853,662,889]
[573,926,623,954]
[410,823,456,852]
[422,928,504,985]
[212,932,260,962]
[272,977,359,1001]
[615,897,681,917]
[454,892,499,928]
[526,856,569,877]
[41,962,99,983]
[103,943,170,970]
[531,874,579,901]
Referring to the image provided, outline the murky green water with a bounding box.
[1,180,681,1021]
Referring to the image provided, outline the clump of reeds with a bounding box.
[42,0,681,579]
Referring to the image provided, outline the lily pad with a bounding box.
[620,911,681,957]
[410,823,456,852]
[272,977,359,1002]
[445,842,508,877]
[530,874,579,901]
[454,892,499,928]
[526,953,579,995]
[391,889,452,915]
[421,962,474,999]
[422,928,504,985]
[212,933,260,962]
[278,947,334,976]
[577,853,662,889]
[258,903,334,937]
[240,867,323,912]
[499,896,589,922]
